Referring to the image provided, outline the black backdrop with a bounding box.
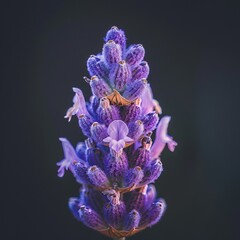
[2,1,240,240]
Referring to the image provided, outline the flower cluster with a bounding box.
[57,26,177,238]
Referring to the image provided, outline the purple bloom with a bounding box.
[58,26,177,238]
[57,138,80,177]
[103,120,133,155]
[151,116,178,159]
[141,84,162,115]
[64,88,89,122]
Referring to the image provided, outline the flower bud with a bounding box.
[141,158,163,185]
[85,139,103,168]
[142,111,159,133]
[109,60,131,91]
[85,76,112,98]
[103,40,122,65]
[72,160,90,184]
[123,78,147,101]
[76,142,86,161]
[90,122,108,143]
[145,184,157,210]
[104,152,128,183]
[79,205,107,230]
[124,166,144,188]
[97,97,120,125]
[124,209,141,231]
[78,114,94,137]
[128,120,144,140]
[132,61,150,81]
[89,95,100,115]
[122,98,141,123]
[139,198,166,228]
[87,165,110,188]
[105,26,126,52]
[125,44,145,67]
[130,145,150,169]
[82,188,105,213]
[127,186,148,211]
[104,201,126,229]
[87,55,108,78]
[68,198,81,221]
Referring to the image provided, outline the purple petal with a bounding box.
[102,136,112,143]
[151,116,177,159]
[57,138,79,177]
[64,88,88,121]
[107,120,129,140]
[109,139,125,153]
[141,84,155,115]
[141,85,162,115]
[123,136,134,143]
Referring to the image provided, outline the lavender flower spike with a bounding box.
[151,116,178,159]
[58,26,177,239]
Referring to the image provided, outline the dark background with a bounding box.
[2,1,240,240]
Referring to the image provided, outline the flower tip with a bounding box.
[59,137,67,142]
[162,115,171,123]
[72,87,80,93]
[111,26,119,30]
[168,140,178,152]
[57,171,64,178]
[64,114,72,122]
[156,198,167,209]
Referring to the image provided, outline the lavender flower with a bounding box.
[103,120,133,156]
[57,26,177,239]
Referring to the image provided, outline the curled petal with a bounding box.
[141,84,155,115]
[141,85,162,115]
[57,138,79,177]
[151,116,177,159]
[64,88,88,121]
